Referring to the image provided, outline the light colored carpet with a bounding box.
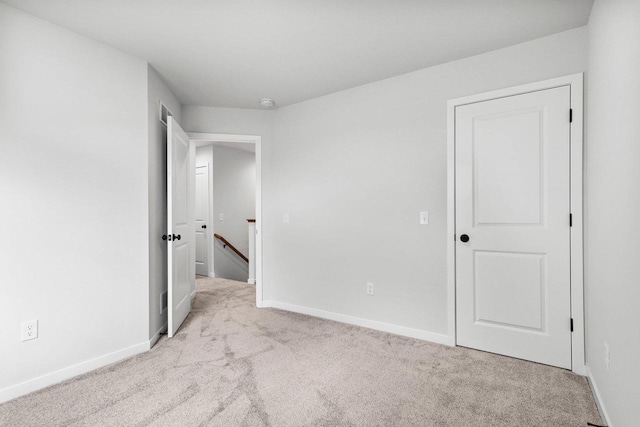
[1,277,602,427]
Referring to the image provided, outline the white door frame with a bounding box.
[188,132,264,308]
[446,73,585,375]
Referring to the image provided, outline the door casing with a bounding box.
[188,132,264,308]
[446,73,585,374]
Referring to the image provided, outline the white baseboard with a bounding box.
[190,289,197,300]
[247,279,255,285]
[262,300,450,346]
[0,341,150,404]
[586,366,612,427]
[149,322,168,348]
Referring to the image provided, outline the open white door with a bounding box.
[167,117,191,337]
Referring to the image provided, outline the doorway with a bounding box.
[190,133,264,308]
[447,74,585,373]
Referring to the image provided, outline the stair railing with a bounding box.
[213,234,248,263]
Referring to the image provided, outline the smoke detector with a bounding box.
[260,98,275,108]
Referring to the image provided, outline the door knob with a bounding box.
[173,234,181,241]
[201,225,207,229]
[162,235,167,241]
[460,234,470,242]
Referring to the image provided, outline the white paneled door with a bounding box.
[195,165,209,276]
[455,86,572,369]
[167,117,192,337]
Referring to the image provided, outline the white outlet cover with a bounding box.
[283,213,290,223]
[219,213,224,221]
[21,319,38,341]
[366,282,374,295]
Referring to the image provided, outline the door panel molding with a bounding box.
[446,73,585,374]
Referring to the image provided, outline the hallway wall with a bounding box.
[211,146,256,282]
[196,145,256,282]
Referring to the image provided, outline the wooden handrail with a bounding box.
[214,234,248,262]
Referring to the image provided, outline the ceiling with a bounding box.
[2,0,593,109]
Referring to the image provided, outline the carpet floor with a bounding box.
[1,277,602,426]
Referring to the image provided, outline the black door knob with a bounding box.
[173,234,181,241]
[202,225,207,229]
[460,234,470,242]
[162,235,168,241]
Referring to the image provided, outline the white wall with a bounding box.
[181,29,588,339]
[0,4,149,402]
[585,1,640,425]
[182,106,274,138]
[197,145,256,282]
[262,27,588,336]
[147,65,182,343]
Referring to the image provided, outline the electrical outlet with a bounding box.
[219,213,224,221]
[283,213,290,224]
[604,343,610,371]
[366,282,374,295]
[21,319,38,341]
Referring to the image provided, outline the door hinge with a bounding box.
[570,213,573,227]
[570,109,573,123]
[570,318,574,332]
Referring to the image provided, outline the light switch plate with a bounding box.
[283,213,290,224]
[420,211,429,225]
